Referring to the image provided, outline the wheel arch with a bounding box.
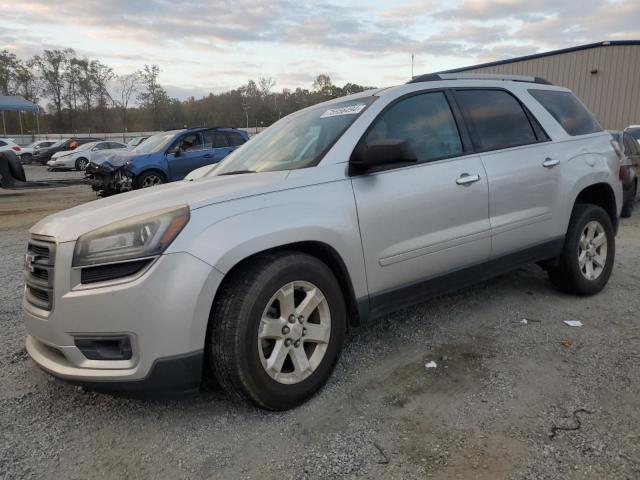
[210,241,362,329]
[572,182,618,233]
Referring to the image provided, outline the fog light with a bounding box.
[74,335,133,360]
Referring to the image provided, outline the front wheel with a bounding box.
[136,171,165,189]
[208,252,346,410]
[75,157,88,171]
[548,204,615,295]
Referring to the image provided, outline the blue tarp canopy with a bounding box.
[0,95,38,113]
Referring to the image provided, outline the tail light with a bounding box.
[11,146,21,152]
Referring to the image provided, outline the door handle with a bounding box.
[456,173,481,186]
[542,157,560,168]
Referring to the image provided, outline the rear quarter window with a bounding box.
[529,89,602,136]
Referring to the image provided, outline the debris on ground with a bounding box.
[424,360,438,369]
[564,320,583,327]
[372,441,389,464]
[549,408,593,439]
[560,340,572,348]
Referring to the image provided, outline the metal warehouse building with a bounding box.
[443,40,640,130]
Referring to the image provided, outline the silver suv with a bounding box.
[23,74,622,409]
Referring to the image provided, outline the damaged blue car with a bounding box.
[85,127,248,196]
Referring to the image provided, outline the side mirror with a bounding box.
[91,147,98,151]
[174,148,182,158]
[350,139,417,172]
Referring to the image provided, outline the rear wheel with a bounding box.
[75,157,89,171]
[136,171,165,189]
[20,153,32,164]
[548,204,614,295]
[208,252,346,410]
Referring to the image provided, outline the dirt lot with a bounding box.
[1,166,639,479]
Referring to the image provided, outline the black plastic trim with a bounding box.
[58,350,204,399]
[358,237,565,321]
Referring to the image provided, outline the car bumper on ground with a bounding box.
[23,249,223,396]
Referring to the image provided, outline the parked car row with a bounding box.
[84,127,248,196]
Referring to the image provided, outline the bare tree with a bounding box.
[137,64,169,129]
[34,49,73,127]
[258,76,275,98]
[0,49,19,95]
[112,71,141,131]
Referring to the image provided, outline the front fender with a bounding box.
[168,180,368,300]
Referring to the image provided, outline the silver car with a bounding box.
[23,74,622,409]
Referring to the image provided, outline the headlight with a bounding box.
[72,206,190,267]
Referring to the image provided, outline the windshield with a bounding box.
[215,97,376,174]
[51,140,66,148]
[75,142,94,151]
[626,127,640,141]
[133,132,175,154]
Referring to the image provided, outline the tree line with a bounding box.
[0,48,375,135]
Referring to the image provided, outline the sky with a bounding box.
[1,0,639,99]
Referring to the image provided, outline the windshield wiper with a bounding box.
[218,170,256,176]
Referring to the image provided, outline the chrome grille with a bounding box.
[24,238,56,311]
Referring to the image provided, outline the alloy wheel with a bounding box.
[141,175,163,187]
[578,220,607,280]
[258,281,331,384]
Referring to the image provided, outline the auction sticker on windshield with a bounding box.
[320,104,367,118]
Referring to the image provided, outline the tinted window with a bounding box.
[108,142,124,149]
[364,92,463,162]
[455,89,536,151]
[95,142,109,150]
[0,141,6,147]
[228,132,246,146]
[215,132,230,148]
[624,133,640,156]
[529,89,602,136]
[626,127,640,141]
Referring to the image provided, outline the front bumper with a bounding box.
[23,249,223,395]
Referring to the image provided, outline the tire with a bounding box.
[20,153,32,164]
[208,252,347,410]
[135,170,165,189]
[621,182,636,218]
[75,157,89,171]
[6,151,26,182]
[548,204,615,296]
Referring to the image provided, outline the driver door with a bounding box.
[166,132,206,180]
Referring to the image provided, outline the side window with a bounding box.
[228,132,246,146]
[203,131,214,149]
[0,141,6,146]
[364,91,463,163]
[624,134,639,156]
[529,89,602,136]
[214,132,230,148]
[455,89,537,151]
[96,142,109,150]
[177,133,203,153]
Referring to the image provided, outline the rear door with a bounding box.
[453,88,562,257]
[351,90,491,316]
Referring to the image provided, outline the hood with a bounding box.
[52,150,72,159]
[90,149,142,167]
[30,170,290,242]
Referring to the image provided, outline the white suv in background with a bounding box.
[23,73,622,410]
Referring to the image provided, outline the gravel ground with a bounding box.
[1,166,639,479]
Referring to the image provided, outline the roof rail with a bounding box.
[407,73,553,85]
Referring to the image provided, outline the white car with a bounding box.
[0,138,22,156]
[19,140,57,163]
[47,141,127,171]
[624,125,640,145]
